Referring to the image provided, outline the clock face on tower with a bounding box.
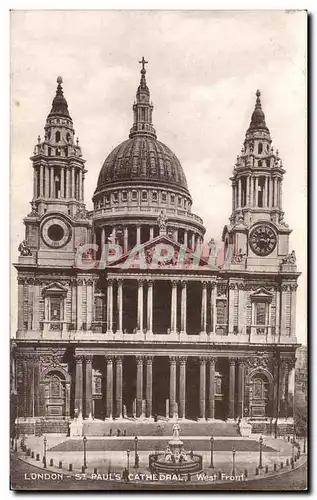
[249,224,277,256]
[41,217,71,249]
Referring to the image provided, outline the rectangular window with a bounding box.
[178,196,182,206]
[255,302,266,325]
[132,191,137,200]
[152,192,158,201]
[122,191,127,202]
[113,192,118,202]
[162,192,167,202]
[105,194,110,203]
[216,300,227,325]
[170,194,175,204]
[142,190,148,200]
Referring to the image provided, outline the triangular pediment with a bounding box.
[106,234,219,271]
[250,287,273,301]
[42,282,68,295]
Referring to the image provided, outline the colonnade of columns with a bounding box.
[233,175,282,211]
[98,223,203,253]
[74,355,246,421]
[105,279,217,335]
[34,164,84,201]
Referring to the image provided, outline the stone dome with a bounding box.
[95,135,189,193]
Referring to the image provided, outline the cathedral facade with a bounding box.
[12,62,300,436]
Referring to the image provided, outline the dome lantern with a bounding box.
[129,57,157,139]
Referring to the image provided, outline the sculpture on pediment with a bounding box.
[18,240,32,256]
[157,210,167,233]
[27,201,39,217]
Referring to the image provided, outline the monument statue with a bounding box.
[18,240,32,257]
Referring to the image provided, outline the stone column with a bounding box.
[32,280,40,331]
[238,178,242,207]
[169,356,177,418]
[211,282,216,333]
[105,356,114,418]
[290,284,297,338]
[78,170,83,201]
[237,360,245,418]
[71,167,75,199]
[60,167,65,198]
[76,279,83,331]
[85,356,93,419]
[170,281,177,333]
[137,280,144,332]
[136,356,144,417]
[279,179,282,209]
[106,279,113,333]
[228,283,235,334]
[201,281,207,333]
[50,167,54,198]
[115,356,123,418]
[39,165,44,197]
[250,176,254,207]
[269,177,273,208]
[117,279,123,333]
[273,177,278,207]
[275,285,280,336]
[199,358,207,419]
[237,283,245,334]
[149,226,154,241]
[178,357,187,419]
[246,175,250,206]
[180,281,187,333]
[136,225,141,246]
[280,285,288,337]
[184,230,188,248]
[288,361,296,420]
[228,358,236,419]
[45,166,50,198]
[82,174,85,201]
[74,356,83,415]
[147,280,153,333]
[86,279,93,330]
[208,357,216,419]
[191,233,195,251]
[145,356,153,418]
[124,226,128,253]
[263,175,268,208]
[232,184,235,212]
[254,176,259,207]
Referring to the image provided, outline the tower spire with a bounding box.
[48,76,71,119]
[129,58,156,139]
[247,89,268,132]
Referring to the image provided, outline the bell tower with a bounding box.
[222,90,294,272]
[30,76,86,218]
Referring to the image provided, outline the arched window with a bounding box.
[55,131,61,143]
[258,142,263,154]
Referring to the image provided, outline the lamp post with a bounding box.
[232,447,236,476]
[83,436,87,470]
[259,435,263,469]
[127,449,130,474]
[210,436,214,468]
[134,436,138,468]
[43,435,47,468]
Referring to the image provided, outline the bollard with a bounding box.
[59,461,62,469]
[36,453,40,461]
[31,451,34,459]
[297,450,300,459]
[244,469,248,478]
[287,435,290,442]
[218,471,222,480]
[291,458,294,469]
[50,458,54,467]
[94,468,98,474]
[26,448,30,456]
[280,461,284,469]
[255,467,259,476]
[43,457,47,469]
[286,459,289,466]
[69,464,73,472]
[265,465,268,473]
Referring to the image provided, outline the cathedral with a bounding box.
[11,60,300,436]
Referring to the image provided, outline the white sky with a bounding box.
[10,10,307,342]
